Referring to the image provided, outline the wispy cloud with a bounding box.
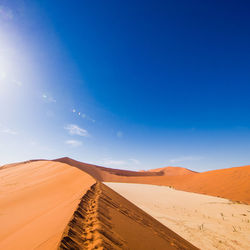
[64,124,89,137]
[42,93,56,103]
[65,140,82,147]
[169,156,203,164]
[0,6,13,21]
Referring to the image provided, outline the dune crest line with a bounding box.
[58,181,197,250]
[58,182,126,250]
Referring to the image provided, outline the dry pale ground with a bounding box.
[106,183,250,250]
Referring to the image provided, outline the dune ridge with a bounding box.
[59,182,126,249]
[55,157,163,179]
[59,181,197,250]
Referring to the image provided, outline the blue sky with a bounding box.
[0,0,250,171]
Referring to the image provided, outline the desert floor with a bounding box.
[106,182,250,250]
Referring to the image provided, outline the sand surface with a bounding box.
[58,182,197,250]
[0,161,95,249]
[106,182,250,250]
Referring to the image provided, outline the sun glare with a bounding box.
[0,28,27,89]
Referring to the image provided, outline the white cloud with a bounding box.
[0,6,13,21]
[0,127,17,135]
[169,156,203,164]
[64,124,89,137]
[65,140,82,147]
[129,158,140,165]
[116,131,123,138]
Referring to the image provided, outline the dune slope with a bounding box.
[0,161,95,249]
[159,165,250,204]
[59,182,197,250]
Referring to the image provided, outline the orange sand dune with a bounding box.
[0,159,197,249]
[160,165,250,204]
[0,161,95,249]
[56,158,250,204]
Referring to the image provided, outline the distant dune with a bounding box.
[54,157,163,179]
[55,157,250,204]
[0,160,196,249]
[144,166,197,175]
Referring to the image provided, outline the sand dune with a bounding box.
[56,157,250,204]
[106,183,250,250]
[0,160,196,249]
[0,161,95,249]
[1,157,249,249]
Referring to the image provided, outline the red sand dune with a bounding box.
[55,157,250,204]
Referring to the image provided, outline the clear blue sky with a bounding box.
[0,0,250,171]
